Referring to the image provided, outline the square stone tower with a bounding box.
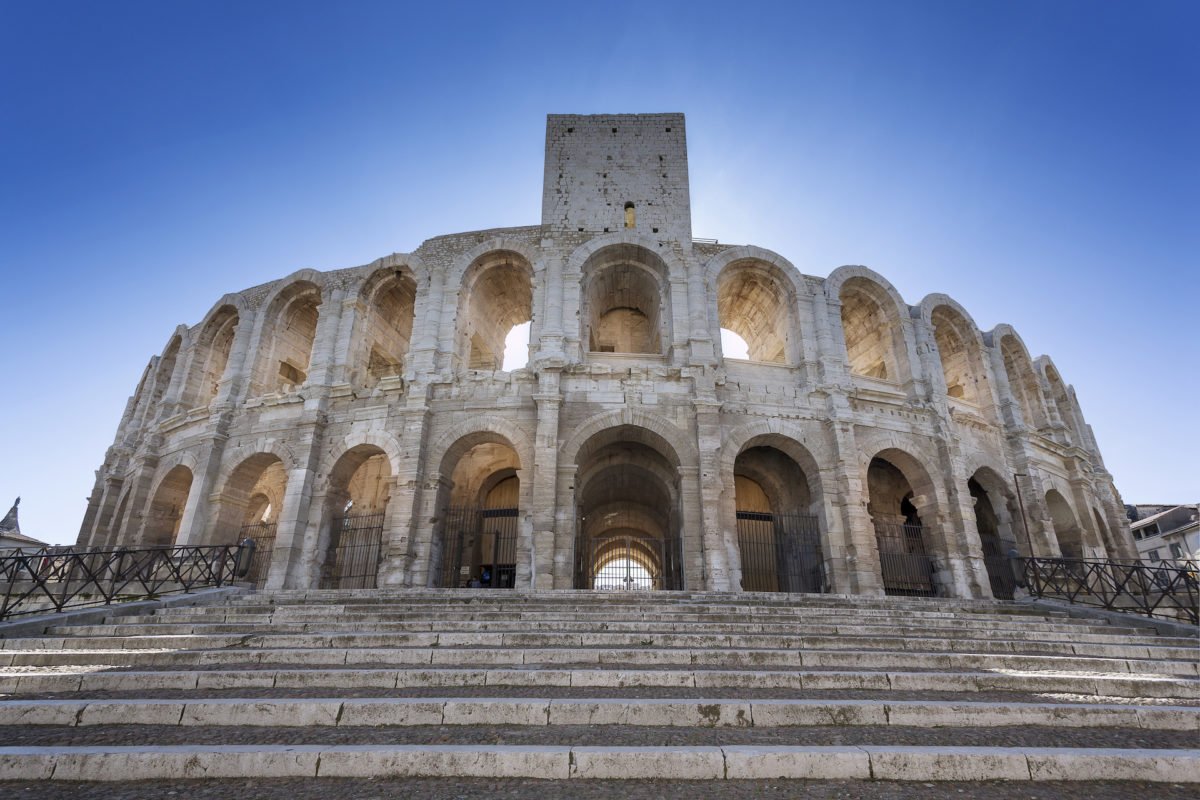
[541,113,692,242]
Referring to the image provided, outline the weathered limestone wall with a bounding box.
[78,114,1135,598]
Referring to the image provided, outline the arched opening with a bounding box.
[434,438,521,588]
[1046,489,1083,559]
[840,278,905,382]
[355,270,416,389]
[253,282,322,395]
[150,337,182,412]
[145,465,193,547]
[458,252,533,371]
[868,455,936,596]
[624,202,636,229]
[573,425,683,591]
[733,445,824,593]
[106,491,131,548]
[968,471,1018,599]
[319,446,391,590]
[214,454,288,587]
[1000,335,1047,431]
[1092,507,1115,560]
[1044,364,1084,446]
[581,245,670,356]
[185,306,239,408]
[717,261,793,364]
[931,306,983,404]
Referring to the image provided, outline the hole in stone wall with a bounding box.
[720,329,750,360]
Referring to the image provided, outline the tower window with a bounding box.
[624,202,636,229]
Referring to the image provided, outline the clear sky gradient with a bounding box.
[1,0,1196,544]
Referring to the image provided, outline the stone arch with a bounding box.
[211,449,291,585]
[573,240,677,356]
[921,295,990,407]
[430,416,534,480]
[571,421,686,591]
[250,276,324,396]
[706,246,808,365]
[560,408,696,469]
[144,463,194,547]
[454,247,535,371]
[183,303,240,408]
[827,266,914,386]
[314,443,393,590]
[321,430,404,483]
[992,325,1050,431]
[966,465,1021,597]
[140,333,183,423]
[428,424,528,589]
[725,428,829,594]
[864,445,945,596]
[1037,358,1086,447]
[1045,487,1084,558]
[1091,506,1117,559]
[348,265,418,389]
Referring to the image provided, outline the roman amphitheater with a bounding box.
[75,113,1134,599]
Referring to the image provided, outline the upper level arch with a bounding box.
[827,267,914,387]
[249,277,323,396]
[560,408,695,470]
[992,325,1050,432]
[454,248,534,371]
[920,295,993,409]
[349,266,418,389]
[1037,357,1086,447]
[577,242,673,356]
[709,248,803,364]
[182,303,241,409]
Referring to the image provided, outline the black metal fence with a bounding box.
[1,543,247,620]
[238,521,277,588]
[1022,556,1198,625]
[576,532,682,591]
[980,535,1018,600]
[873,521,937,597]
[321,512,385,590]
[438,506,518,588]
[736,511,826,593]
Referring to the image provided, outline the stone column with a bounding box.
[694,398,729,590]
[530,372,563,590]
[376,402,433,587]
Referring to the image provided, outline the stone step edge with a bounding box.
[6,668,1196,698]
[1,744,1197,782]
[2,697,1195,730]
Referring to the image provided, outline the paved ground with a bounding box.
[1,778,1197,800]
[5,724,1195,749]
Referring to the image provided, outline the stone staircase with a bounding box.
[1,590,1197,793]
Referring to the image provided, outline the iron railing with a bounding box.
[873,521,937,597]
[1021,556,1198,625]
[1,543,248,620]
[321,512,385,590]
[238,521,277,587]
[438,506,519,588]
[736,511,826,593]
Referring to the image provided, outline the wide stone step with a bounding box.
[3,645,1195,676]
[46,618,1161,641]
[2,696,1196,730]
[5,667,1197,700]
[8,632,1191,661]
[1,743,1196,782]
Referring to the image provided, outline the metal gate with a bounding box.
[873,520,936,596]
[321,512,384,590]
[437,506,518,588]
[736,511,825,593]
[576,532,682,591]
[238,520,277,588]
[980,533,1017,600]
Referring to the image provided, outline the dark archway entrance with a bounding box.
[868,456,936,596]
[573,426,683,591]
[733,446,824,593]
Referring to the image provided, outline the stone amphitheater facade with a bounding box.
[76,113,1135,598]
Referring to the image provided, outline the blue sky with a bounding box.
[1,0,1196,544]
